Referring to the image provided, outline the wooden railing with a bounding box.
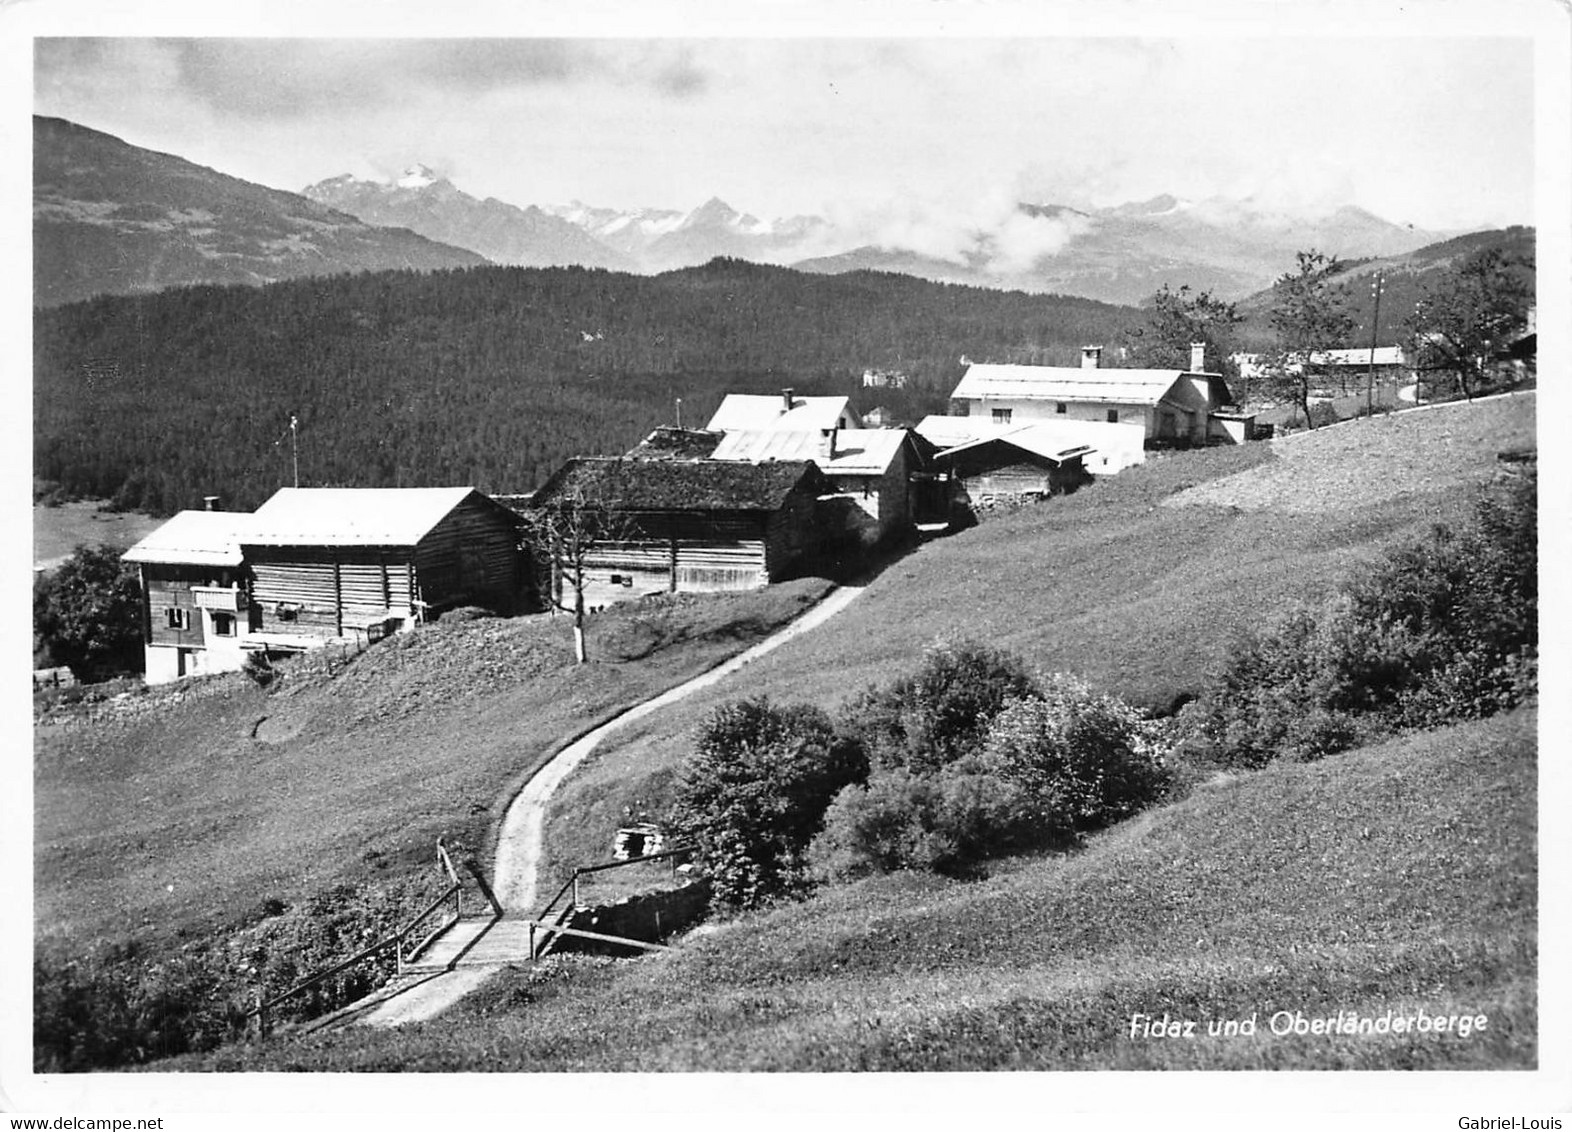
[527,845,691,961]
[249,839,496,1037]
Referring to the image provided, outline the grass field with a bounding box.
[173,703,1536,1071]
[34,392,1536,1073]
[33,578,833,958]
[537,394,1534,894]
[32,500,163,572]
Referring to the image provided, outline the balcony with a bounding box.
[191,585,246,612]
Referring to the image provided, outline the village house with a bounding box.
[122,507,257,684]
[706,389,862,432]
[708,427,935,547]
[947,344,1244,453]
[1231,346,1412,397]
[525,457,838,608]
[122,487,523,684]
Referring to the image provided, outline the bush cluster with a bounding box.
[666,698,868,907]
[33,873,448,1071]
[1178,471,1536,768]
[670,642,1170,901]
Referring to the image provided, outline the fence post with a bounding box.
[529,921,536,961]
[572,873,580,909]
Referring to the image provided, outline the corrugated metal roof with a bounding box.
[952,364,1185,405]
[916,415,1142,455]
[710,428,909,475]
[247,487,479,546]
[706,394,861,432]
[121,511,253,566]
[938,427,1096,464]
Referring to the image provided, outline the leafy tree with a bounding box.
[1257,250,1355,429]
[840,638,1038,776]
[980,674,1169,830]
[33,544,144,679]
[1124,284,1244,386]
[1404,247,1534,402]
[667,698,868,906]
[809,760,1047,880]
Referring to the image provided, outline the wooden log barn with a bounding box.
[122,487,524,684]
[524,457,837,608]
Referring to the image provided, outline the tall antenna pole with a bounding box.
[1366,273,1384,420]
[290,414,299,488]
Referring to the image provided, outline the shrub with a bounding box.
[1179,472,1537,767]
[668,698,868,907]
[33,544,144,680]
[981,675,1170,829]
[840,638,1038,775]
[809,758,1055,881]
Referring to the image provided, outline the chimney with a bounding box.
[821,427,837,460]
[203,495,221,511]
[1081,346,1102,369]
[781,387,796,413]
[1190,342,1207,372]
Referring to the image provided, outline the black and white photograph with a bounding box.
[6,0,1569,1124]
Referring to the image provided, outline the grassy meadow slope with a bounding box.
[33,580,831,958]
[539,394,1535,890]
[179,703,1536,1071]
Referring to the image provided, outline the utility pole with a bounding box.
[290,414,299,487]
[1366,272,1383,420]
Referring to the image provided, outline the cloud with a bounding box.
[808,187,1093,275]
[42,39,717,123]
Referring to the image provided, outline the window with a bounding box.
[609,574,633,588]
[1107,409,1120,423]
[992,408,1013,424]
[1056,402,1067,414]
[276,603,298,623]
[212,612,235,637]
[165,608,191,631]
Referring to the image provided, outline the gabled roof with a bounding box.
[626,427,723,460]
[1309,347,1408,367]
[706,393,862,432]
[247,487,485,547]
[937,428,1095,466]
[916,415,1142,456]
[122,510,254,567]
[709,428,913,476]
[951,363,1212,406]
[532,457,828,513]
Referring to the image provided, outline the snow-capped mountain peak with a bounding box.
[397,164,441,190]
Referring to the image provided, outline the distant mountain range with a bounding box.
[301,167,637,271]
[33,118,486,308]
[36,114,1469,309]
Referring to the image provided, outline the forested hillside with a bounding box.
[34,260,1141,514]
[1232,226,1535,348]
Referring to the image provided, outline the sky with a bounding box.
[27,31,1540,237]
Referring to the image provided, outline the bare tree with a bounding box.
[523,462,638,664]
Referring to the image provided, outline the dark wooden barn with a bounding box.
[525,457,836,607]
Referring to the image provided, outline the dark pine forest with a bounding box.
[35,259,1143,515]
